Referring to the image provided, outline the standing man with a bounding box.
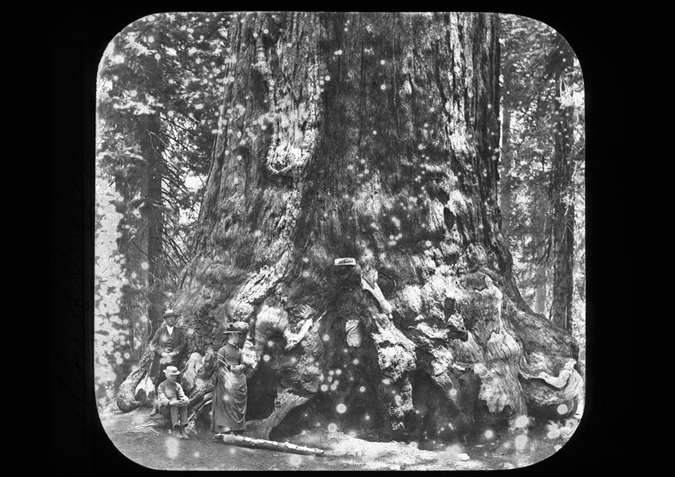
[157,366,190,439]
[149,309,187,416]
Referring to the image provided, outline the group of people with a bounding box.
[147,309,248,439]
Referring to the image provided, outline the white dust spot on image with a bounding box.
[557,403,568,415]
[336,403,347,414]
[320,384,329,392]
[193,451,200,458]
[263,354,270,362]
[514,434,528,451]
[514,415,529,428]
[359,386,366,393]
[484,429,494,440]
[323,334,330,341]
[288,454,303,467]
[229,447,237,454]
[165,437,180,459]
[440,443,465,462]
[328,423,338,432]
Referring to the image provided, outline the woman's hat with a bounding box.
[163,309,180,319]
[164,366,180,376]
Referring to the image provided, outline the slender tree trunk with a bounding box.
[499,106,512,240]
[533,267,547,315]
[548,42,576,331]
[140,114,166,332]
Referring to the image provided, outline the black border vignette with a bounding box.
[51,4,620,474]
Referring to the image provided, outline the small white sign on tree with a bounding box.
[334,257,356,266]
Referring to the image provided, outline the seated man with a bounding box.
[156,366,190,439]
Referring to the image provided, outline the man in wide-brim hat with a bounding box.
[149,309,187,416]
[156,365,190,439]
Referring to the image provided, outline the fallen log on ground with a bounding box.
[213,433,325,456]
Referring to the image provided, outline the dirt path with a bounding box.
[99,406,565,471]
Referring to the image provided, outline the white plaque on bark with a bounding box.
[334,257,356,266]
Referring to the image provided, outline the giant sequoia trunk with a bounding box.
[117,12,581,442]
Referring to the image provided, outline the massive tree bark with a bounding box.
[117,12,581,442]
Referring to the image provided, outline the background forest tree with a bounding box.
[96,12,230,400]
[96,11,585,443]
[498,14,584,373]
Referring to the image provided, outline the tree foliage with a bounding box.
[498,15,584,344]
[95,12,235,404]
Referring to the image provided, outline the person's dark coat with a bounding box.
[149,325,187,379]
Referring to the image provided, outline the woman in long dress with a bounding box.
[210,325,247,434]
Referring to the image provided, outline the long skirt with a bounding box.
[210,367,247,432]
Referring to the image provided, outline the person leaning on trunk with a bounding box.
[156,366,190,439]
[149,309,187,416]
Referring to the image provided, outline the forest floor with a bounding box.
[98,403,572,471]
